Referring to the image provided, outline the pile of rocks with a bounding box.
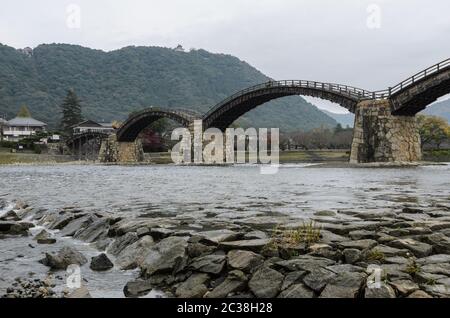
[2,277,56,298]
[2,199,450,298]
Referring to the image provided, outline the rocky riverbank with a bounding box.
[1,198,449,298]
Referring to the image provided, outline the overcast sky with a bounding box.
[1,0,449,113]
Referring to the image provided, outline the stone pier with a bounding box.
[350,100,422,163]
[98,135,144,163]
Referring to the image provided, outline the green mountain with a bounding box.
[322,110,355,128]
[423,99,450,123]
[0,43,337,131]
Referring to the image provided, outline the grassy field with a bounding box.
[0,147,73,165]
[144,149,350,164]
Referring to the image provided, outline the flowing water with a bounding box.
[0,163,449,297]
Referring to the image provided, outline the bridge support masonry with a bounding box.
[98,135,144,163]
[350,100,422,163]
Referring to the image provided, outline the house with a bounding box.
[1,117,47,142]
[72,120,115,135]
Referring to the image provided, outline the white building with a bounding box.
[1,117,47,142]
[71,120,115,135]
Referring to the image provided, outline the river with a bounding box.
[0,163,449,297]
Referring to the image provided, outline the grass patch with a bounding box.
[366,249,386,262]
[405,257,421,275]
[264,221,322,253]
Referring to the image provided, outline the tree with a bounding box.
[60,90,83,135]
[417,115,449,150]
[17,105,31,117]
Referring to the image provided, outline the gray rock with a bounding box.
[422,233,450,254]
[343,249,361,264]
[219,239,270,252]
[73,218,110,243]
[308,244,342,261]
[326,264,365,274]
[243,230,268,240]
[275,255,335,272]
[389,280,419,296]
[422,284,450,298]
[281,271,307,290]
[116,236,155,270]
[370,244,409,257]
[421,263,450,276]
[40,247,87,270]
[0,210,20,221]
[34,229,56,244]
[303,267,337,293]
[67,286,91,298]
[90,253,113,271]
[416,254,450,265]
[0,221,34,236]
[388,238,432,258]
[108,232,139,256]
[227,250,264,273]
[349,230,378,240]
[187,243,216,258]
[278,284,314,298]
[60,214,96,237]
[197,229,240,244]
[364,283,396,298]
[205,270,247,298]
[150,227,175,240]
[407,290,433,298]
[249,267,284,298]
[314,211,336,217]
[123,279,153,298]
[320,272,366,298]
[49,214,76,230]
[339,239,378,251]
[189,254,226,275]
[175,273,210,298]
[140,236,188,277]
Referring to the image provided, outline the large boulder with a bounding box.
[123,279,153,298]
[49,213,76,230]
[140,236,189,277]
[73,218,110,243]
[34,229,56,244]
[40,247,87,270]
[90,253,114,271]
[303,267,337,293]
[248,267,284,298]
[278,284,314,298]
[108,232,139,256]
[189,254,226,275]
[275,255,335,272]
[175,273,210,298]
[196,229,241,244]
[0,221,34,236]
[227,250,264,273]
[60,215,96,237]
[387,239,432,258]
[219,239,271,253]
[364,283,396,298]
[205,270,247,298]
[319,272,367,298]
[115,236,155,270]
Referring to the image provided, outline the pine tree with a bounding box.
[17,105,32,117]
[60,89,83,135]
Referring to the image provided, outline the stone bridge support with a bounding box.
[98,135,144,163]
[350,100,422,163]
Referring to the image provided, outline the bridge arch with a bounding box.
[373,58,450,115]
[202,80,370,131]
[65,131,109,148]
[116,108,199,142]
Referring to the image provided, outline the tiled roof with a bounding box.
[7,117,47,127]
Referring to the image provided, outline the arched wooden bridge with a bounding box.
[116,58,450,137]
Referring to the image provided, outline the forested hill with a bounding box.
[0,43,337,130]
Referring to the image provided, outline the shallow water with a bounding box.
[0,163,450,297]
